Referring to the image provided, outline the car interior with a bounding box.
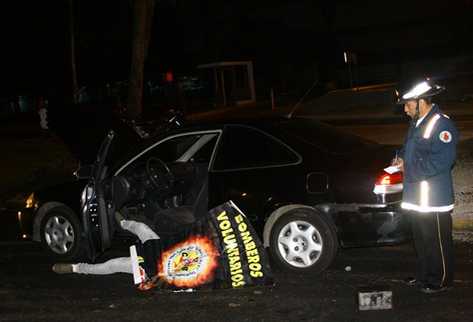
[109,159,209,236]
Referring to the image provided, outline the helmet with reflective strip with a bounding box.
[395,77,445,105]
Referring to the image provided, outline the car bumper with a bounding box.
[334,201,411,248]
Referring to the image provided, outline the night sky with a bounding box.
[3,1,65,96]
[1,0,472,97]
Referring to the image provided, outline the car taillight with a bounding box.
[373,170,403,195]
[375,171,403,186]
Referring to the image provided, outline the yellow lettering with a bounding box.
[223,234,238,250]
[250,270,264,278]
[235,214,244,224]
[244,241,256,251]
[231,269,243,276]
[216,210,250,288]
[230,261,242,271]
[223,233,236,244]
[248,255,260,264]
[219,220,231,230]
[240,230,253,243]
[221,227,234,238]
[232,280,245,287]
[227,247,239,257]
[229,254,240,265]
[249,262,262,271]
[238,222,248,232]
[246,248,258,257]
[233,216,264,280]
[231,274,244,282]
[217,211,228,221]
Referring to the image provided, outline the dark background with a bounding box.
[2,0,473,103]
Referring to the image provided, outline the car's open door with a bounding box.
[81,130,115,261]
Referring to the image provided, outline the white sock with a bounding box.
[120,219,160,244]
[73,258,132,275]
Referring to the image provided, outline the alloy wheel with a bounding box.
[43,215,75,255]
[277,220,323,268]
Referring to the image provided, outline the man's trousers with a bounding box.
[410,211,454,288]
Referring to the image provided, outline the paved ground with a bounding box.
[1,240,472,322]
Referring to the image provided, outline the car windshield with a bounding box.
[279,118,378,155]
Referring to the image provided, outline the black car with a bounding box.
[19,115,409,274]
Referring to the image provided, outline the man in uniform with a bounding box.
[393,78,458,294]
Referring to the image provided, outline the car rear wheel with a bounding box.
[40,206,85,261]
[269,208,338,274]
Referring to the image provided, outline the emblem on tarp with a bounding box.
[439,130,452,143]
[159,236,219,288]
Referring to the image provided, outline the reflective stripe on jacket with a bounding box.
[400,104,458,213]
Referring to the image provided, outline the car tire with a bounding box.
[40,206,85,261]
[269,208,338,274]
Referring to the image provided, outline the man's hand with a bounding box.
[391,157,404,172]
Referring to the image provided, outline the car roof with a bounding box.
[112,114,292,163]
[185,113,286,128]
[174,113,326,133]
[111,113,379,171]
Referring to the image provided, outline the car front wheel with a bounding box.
[269,209,338,274]
[40,206,84,261]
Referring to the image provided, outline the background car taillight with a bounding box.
[373,171,403,194]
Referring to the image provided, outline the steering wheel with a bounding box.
[146,157,174,191]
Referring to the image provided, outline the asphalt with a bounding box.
[1,240,472,322]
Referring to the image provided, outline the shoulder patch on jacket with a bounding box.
[439,130,452,143]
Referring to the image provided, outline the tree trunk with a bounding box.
[127,0,155,120]
[68,0,79,104]
[69,0,79,103]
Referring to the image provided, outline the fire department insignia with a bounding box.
[160,236,219,288]
[439,131,452,143]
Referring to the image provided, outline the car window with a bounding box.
[189,135,219,164]
[143,135,200,163]
[115,132,220,175]
[212,125,300,171]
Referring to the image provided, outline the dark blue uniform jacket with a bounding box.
[400,104,458,213]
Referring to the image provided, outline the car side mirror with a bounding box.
[74,165,93,179]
